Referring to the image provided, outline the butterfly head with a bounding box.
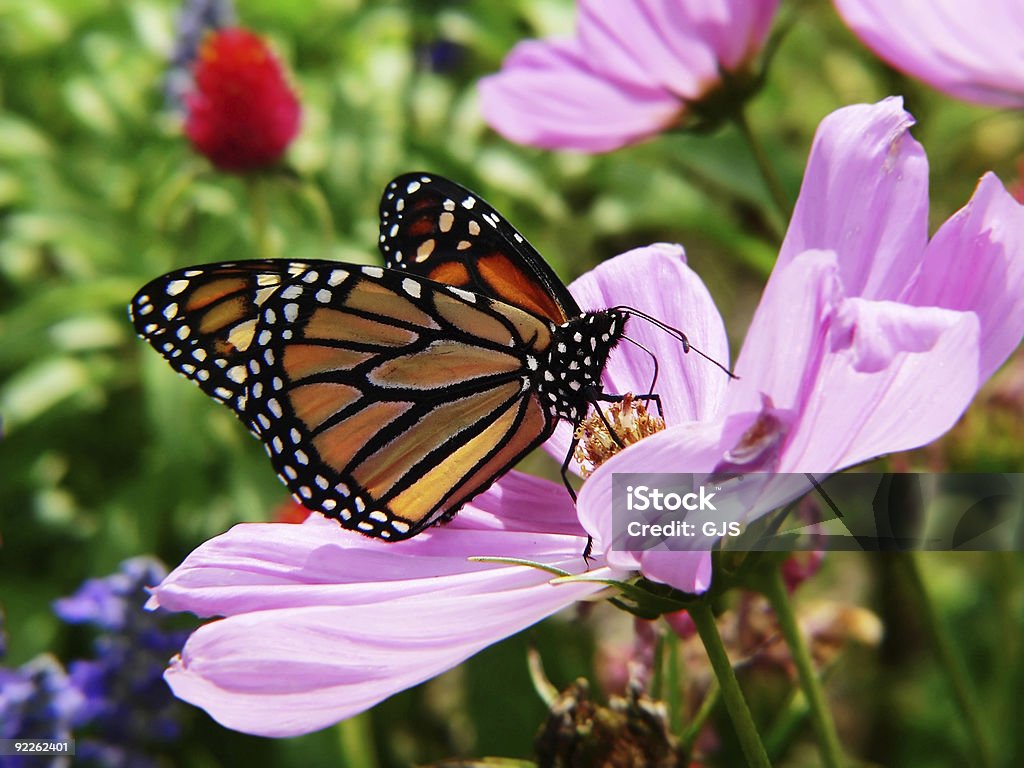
[541,309,628,421]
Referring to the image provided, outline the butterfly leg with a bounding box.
[560,427,596,566]
[591,391,664,420]
[638,392,664,419]
[559,435,580,504]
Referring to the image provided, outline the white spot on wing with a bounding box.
[416,239,435,262]
[402,278,421,298]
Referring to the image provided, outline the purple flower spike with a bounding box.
[54,557,189,765]
[479,0,780,152]
[835,0,1024,107]
[0,655,84,749]
[151,99,1024,738]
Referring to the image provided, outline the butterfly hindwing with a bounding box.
[379,173,580,324]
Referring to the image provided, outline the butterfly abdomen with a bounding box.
[538,310,627,422]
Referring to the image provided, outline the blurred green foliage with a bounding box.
[0,0,1022,766]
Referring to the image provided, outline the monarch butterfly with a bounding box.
[129,173,701,541]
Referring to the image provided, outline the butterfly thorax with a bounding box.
[537,309,627,422]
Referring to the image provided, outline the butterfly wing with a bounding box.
[130,259,557,540]
[129,260,299,421]
[379,173,581,324]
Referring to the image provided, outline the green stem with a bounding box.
[664,627,682,734]
[732,106,792,222]
[764,568,845,768]
[689,602,771,768]
[680,677,720,755]
[764,688,811,762]
[995,553,1024,761]
[246,174,272,260]
[898,553,996,768]
[651,624,666,701]
[282,174,336,251]
[336,713,377,768]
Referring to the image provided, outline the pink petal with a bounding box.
[576,0,711,98]
[638,550,712,594]
[731,249,983,471]
[578,438,716,591]
[165,571,613,737]
[831,297,971,374]
[728,251,843,417]
[448,470,585,536]
[546,244,730,462]
[701,0,780,71]
[835,0,1024,107]
[575,414,757,549]
[907,173,1024,380]
[784,298,981,472]
[150,515,592,619]
[779,97,929,300]
[478,37,682,153]
[577,0,779,96]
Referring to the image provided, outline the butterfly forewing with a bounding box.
[129,260,303,421]
[132,259,560,540]
[379,173,581,324]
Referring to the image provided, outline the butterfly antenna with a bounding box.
[614,306,737,380]
[621,334,660,399]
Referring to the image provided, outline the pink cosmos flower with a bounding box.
[478,0,780,152]
[150,98,1024,737]
[835,0,1024,108]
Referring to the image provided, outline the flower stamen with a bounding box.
[574,394,665,477]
